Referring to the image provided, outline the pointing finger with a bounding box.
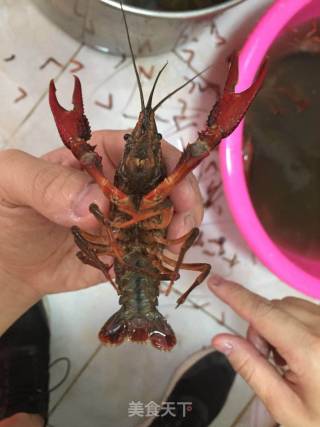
[208,276,313,367]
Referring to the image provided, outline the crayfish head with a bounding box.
[119,109,166,192]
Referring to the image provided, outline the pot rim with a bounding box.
[100,0,246,19]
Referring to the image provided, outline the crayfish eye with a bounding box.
[157,133,162,140]
[124,133,131,141]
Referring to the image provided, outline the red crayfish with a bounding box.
[48,10,266,351]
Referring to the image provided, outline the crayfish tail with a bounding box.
[98,309,128,346]
[98,309,176,351]
[149,318,177,351]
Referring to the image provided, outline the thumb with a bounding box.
[212,334,300,424]
[0,149,108,227]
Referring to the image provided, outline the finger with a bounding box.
[162,142,203,244]
[162,142,203,223]
[0,149,109,228]
[70,259,115,292]
[278,296,320,313]
[42,146,81,169]
[271,347,287,367]
[166,212,196,254]
[246,327,288,370]
[0,413,44,427]
[246,325,270,358]
[247,324,287,366]
[212,334,303,425]
[208,275,313,364]
[92,129,126,169]
[166,172,203,241]
[272,297,320,328]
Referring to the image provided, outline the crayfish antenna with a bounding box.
[120,0,145,111]
[146,62,168,110]
[152,65,212,112]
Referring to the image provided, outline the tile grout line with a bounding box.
[89,58,131,97]
[229,394,278,427]
[49,343,102,416]
[229,394,256,427]
[173,49,221,92]
[172,288,241,336]
[9,42,84,140]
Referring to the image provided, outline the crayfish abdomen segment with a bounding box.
[99,256,176,350]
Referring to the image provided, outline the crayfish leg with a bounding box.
[71,226,111,254]
[175,262,211,307]
[76,250,118,291]
[111,203,173,230]
[158,253,211,307]
[165,227,200,296]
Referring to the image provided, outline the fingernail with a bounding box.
[214,340,233,356]
[72,182,102,217]
[184,212,196,231]
[208,273,223,287]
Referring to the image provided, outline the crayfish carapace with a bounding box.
[49,6,266,351]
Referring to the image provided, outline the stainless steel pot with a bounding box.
[33,0,245,56]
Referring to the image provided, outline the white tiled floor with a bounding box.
[1,0,310,426]
[0,0,79,143]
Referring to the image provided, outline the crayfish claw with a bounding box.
[49,76,91,148]
[224,51,239,93]
[207,55,267,138]
[72,75,85,114]
[49,79,68,115]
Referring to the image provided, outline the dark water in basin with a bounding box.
[245,51,320,259]
[124,0,228,11]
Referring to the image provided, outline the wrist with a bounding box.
[0,272,42,336]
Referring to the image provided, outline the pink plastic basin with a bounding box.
[219,0,320,298]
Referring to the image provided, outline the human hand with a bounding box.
[0,130,203,320]
[208,276,320,427]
